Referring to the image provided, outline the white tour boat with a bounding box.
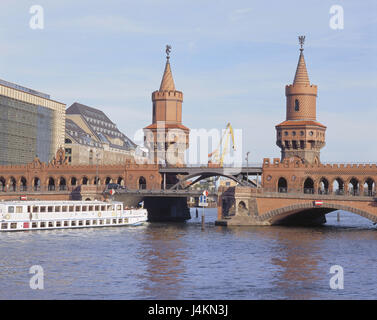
[0,200,148,232]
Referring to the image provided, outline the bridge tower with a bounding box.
[276,36,326,165]
[144,46,190,166]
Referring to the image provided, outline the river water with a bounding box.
[1,208,377,300]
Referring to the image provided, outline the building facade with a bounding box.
[0,79,65,165]
[64,102,137,165]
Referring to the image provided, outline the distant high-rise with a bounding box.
[0,79,65,165]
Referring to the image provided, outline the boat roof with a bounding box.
[0,200,122,206]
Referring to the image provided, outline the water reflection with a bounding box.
[138,224,187,299]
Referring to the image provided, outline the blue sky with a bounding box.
[0,0,376,163]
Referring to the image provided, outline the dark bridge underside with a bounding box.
[272,208,335,226]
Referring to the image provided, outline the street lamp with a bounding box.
[245,151,250,186]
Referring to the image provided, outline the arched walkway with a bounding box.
[48,177,55,191]
[59,177,67,191]
[364,178,376,197]
[33,177,41,191]
[303,177,314,194]
[318,178,329,195]
[333,178,344,195]
[9,177,16,192]
[70,177,77,186]
[0,177,6,192]
[20,177,27,192]
[138,176,147,190]
[348,178,360,196]
[278,177,288,193]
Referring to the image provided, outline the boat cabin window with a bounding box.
[55,206,61,212]
[95,205,99,211]
[40,206,46,213]
[48,206,53,213]
[89,206,93,211]
[16,206,23,213]
[62,206,67,212]
[82,206,87,211]
[10,223,17,229]
[27,206,31,213]
[75,206,81,212]
[101,205,106,211]
[32,206,39,213]
[116,205,122,210]
[107,205,112,211]
[8,206,14,213]
[69,206,74,212]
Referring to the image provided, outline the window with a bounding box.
[48,222,54,228]
[8,206,14,213]
[55,206,61,212]
[56,221,61,227]
[294,99,300,111]
[16,206,23,213]
[85,220,90,226]
[48,206,53,213]
[89,206,94,211]
[1,223,8,229]
[10,223,17,229]
[101,205,105,211]
[82,206,87,211]
[64,221,69,227]
[40,222,46,228]
[62,206,67,212]
[71,221,76,226]
[32,222,37,228]
[40,206,46,213]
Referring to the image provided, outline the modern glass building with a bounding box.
[0,79,65,165]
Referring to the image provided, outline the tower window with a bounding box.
[294,99,300,111]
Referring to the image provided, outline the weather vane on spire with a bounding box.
[166,45,172,59]
[298,35,305,52]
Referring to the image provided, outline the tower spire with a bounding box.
[293,35,310,85]
[159,45,176,91]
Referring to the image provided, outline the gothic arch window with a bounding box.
[294,99,300,111]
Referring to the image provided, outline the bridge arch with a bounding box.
[260,202,377,225]
[168,171,250,190]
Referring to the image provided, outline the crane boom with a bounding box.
[208,123,236,166]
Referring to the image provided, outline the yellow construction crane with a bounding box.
[208,123,236,167]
